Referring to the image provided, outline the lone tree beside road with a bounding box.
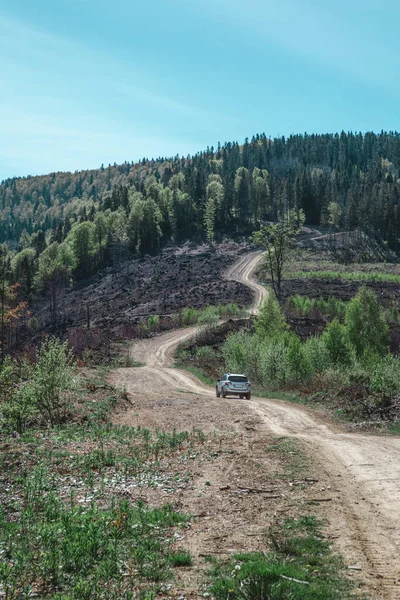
[251,211,304,302]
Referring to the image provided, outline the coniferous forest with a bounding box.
[1,131,400,305]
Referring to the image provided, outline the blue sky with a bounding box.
[1,0,400,181]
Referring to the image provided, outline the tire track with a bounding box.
[111,251,400,599]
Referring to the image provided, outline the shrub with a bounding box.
[219,303,243,317]
[26,337,78,426]
[147,314,160,332]
[197,306,220,326]
[170,551,193,567]
[286,335,312,383]
[370,355,400,395]
[255,293,287,339]
[259,337,290,387]
[181,307,199,325]
[345,286,389,357]
[196,346,216,359]
[304,336,332,373]
[28,316,39,331]
[222,330,252,375]
[322,319,353,366]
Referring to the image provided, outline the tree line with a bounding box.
[1,130,400,355]
[2,131,400,250]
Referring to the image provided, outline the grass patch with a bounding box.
[170,551,193,567]
[267,437,309,479]
[289,270,400,283]
[175,363,215,386]
[388,420,400,435]
[208,517,356,600]
[0,410,206,598]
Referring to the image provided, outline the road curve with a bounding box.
[111,251,400,599]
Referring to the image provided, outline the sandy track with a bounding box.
[111,251,400,599]
[224,251,267,315]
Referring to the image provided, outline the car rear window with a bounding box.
[228,376,248,382]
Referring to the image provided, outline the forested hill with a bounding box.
[2,131,400,263]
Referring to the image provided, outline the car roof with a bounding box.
[226,373,247,377]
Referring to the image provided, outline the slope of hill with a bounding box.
[3,131,400,254]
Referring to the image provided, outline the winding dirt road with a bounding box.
[112,252,400,599]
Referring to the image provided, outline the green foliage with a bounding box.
[255,293,287,338]
[27,337,78,426]
[286,335,312,383]
[28,316,38,330]
[0,469,189,598]
[209,517,354,600]
[11,247,36,296]
[196,345,216,359]
[287,295,346,319]
[322,319,353,366]
[222,330,252,375]
[181,307,200,325]
[291,270,400,283]
[345,286,389,357]
[4,131,400,294]
[304,337,332,373]
[251,211,304,300]
[66,221,98,279]
[35,242,73,294]
[197,305,220,326]
[170,551,193,567]
[127,192,162,253]
[147,314,160,332]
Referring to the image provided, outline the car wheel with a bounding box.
[216,387,220,398]
[221,389,226,398]
[246,393,251,400]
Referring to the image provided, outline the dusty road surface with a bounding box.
[111,251,400,599]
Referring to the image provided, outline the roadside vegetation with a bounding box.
[0,333,359,598]
[223,287,400,425]
[208,516,354,600]
[0,338,208,598]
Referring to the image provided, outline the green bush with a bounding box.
[255,293,287,339]
[218,303,243,317]
[147,314,160,332]
[198,306,220,326]
[345,286,389,357]
[286,335,312,383]
[287,295,347,319]
[304,337,332,373]
[170,551,193,567]
[222,330,251,374]
[259,338,290,386]
[181,307,199,325]
[196,345,216,359]
[27,337,78,426]
[322,319,353,366]
[370,355,400,395]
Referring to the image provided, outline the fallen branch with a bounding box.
[237,486,277,494]
[280,575,309,585]
[310,497,332,502]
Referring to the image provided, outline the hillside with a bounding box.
[3,131,400,255]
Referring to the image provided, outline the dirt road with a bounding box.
[111,251,400,599]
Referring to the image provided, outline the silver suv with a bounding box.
[216,373,251,399]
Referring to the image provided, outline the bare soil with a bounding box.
[109,253,400,599]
